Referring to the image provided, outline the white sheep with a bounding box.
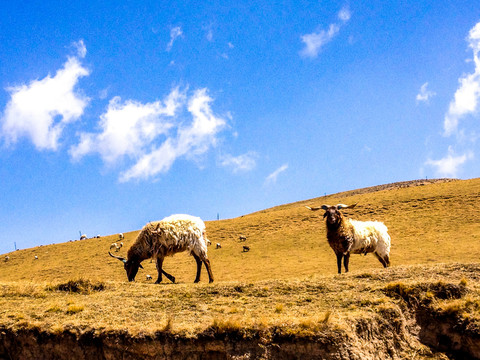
[80,234,87,240]
[146,274,152,281]
[34,255,38,260]
[119,233,124,240]
[306,204,391,274]
[109,242,123,252]
[109,214,214,283]
[4,256,9,262]
[216,243,222,249]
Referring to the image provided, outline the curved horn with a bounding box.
[108,251,127,263]
[336,203,357,210]
[305,205,330,211]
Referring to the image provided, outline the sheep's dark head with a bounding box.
[305,204,357,227]
[109,251,143,282]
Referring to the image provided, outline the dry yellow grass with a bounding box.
[0,178,479,351]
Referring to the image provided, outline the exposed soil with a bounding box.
[0,290,478,360]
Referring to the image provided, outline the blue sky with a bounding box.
[1,1,480,254]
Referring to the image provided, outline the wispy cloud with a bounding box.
[71,87,228,182]
[425,146,473,178]
[416,82,436,103]
[0,45,90,151]
[444,22,480,136]
[220,152,258,173]
[166,26,183,51]
[72,39,87,58]
[265,164,288,185]
[300,6,351,58]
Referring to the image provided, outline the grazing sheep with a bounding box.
[305,204,391,274]
[216,243,222,249]
[34,256,38,260]
[4,256,9,262]
[80,234,87,240]
[119,233,124,240]
[146,274,153,281]
[110,242,123,252]
[239,235,247,242]
[109,214,214,283]
[206,239,212,246]
[242,246,250,252]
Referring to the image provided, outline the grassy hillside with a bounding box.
[1,178,479,283]
[0,178,479,358]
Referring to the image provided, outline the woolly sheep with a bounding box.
[109,214,214,283]
[239,235,247,242]
[80,234,87,240]
[119,233,124,240]
[146,274,152,280]
[4,256,9,262]
[242,245,250,252]
[216,243,222,249]
[110,242,123,252]
[306,204,391,274]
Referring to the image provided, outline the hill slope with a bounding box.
[0,178,479,359]
[1,177,478,283]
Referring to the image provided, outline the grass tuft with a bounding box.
[48,279,106,294]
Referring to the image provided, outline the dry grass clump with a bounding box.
[48,278,106,294]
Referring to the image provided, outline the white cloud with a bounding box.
[72,87,227,182]
[220,152,258,173]
[166,26,183,51]
[265,164,288,185]
[338,6,351,22]
[72,39,87,58]
[416,82,436,103]
[425,146,473,178]
[300,7,351,59]
[1,54,90,150]
[70,87,184,164]
[444,21,480,136]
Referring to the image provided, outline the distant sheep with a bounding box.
[216,243,222,249]
[110,242,123,252]
[146,274,152,281]
[4,256,9,262]
[80,234,87,240]
[34,256,38,260]
[305,204,391,274]
[109,214,214,283]
[206,239,212,246]
[119,233,124,240]
[239,235,247,242]
[242,246,250,252]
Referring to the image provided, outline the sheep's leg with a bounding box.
[343,253,350,273]
[203,258,214,283]
[384,254,390,267]
[155,256,176,283]
[336,253,343,274]
[192,253,202,283]
[374,253,389,268]
[155,256,164,284]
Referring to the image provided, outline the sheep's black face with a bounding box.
[124,260,143,282]
[323,207,342,227]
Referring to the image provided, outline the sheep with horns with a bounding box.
[305,203,391,274]
[109,214,214,283]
